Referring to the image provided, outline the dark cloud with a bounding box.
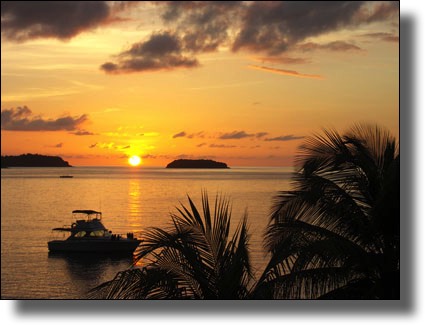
[265,135,305,142]
[89,143,97,149]
[297,41,363,52]
[1,106,88,131]
[197,143,207,147]
[72,130,95,136]
[219,131,253,140]
[355,1,399,24]
[126,32,182,56]
[100,1,398,74]
[360,32,399,42]
[161,2,242,22]
[101,2,243,74]
[173,131,187,138]
[100,32,199,74]
[1,1,124,42]
[162,1,242,52]
[232,1,398,55]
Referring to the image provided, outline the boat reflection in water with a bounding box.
[48,210,141,253]
[47,251,134,296]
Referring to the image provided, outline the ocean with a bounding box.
[1,166,293,299]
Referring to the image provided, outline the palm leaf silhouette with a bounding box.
[257,123,399,299]
[88,192,252,299]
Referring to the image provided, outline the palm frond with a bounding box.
[264,123,400,299]
[90,193,253,299]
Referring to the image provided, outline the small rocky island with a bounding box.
[166,159,229,169]
[1,154,72,168]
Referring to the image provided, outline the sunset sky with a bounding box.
[1,1,399,167]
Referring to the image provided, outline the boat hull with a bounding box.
[48,239,141,253]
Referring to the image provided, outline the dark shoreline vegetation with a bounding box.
[1,154,72,168]
[166,159,229,169]
[88,123,400,300]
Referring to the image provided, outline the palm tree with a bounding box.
[88,192,253,299]
[256,123,399,299]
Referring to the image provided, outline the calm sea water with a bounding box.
[1,166,293,299]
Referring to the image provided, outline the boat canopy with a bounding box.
[72,210,102,221]
[72,210,101,215]
[52,227,72,232]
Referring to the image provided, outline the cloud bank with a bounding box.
[1,106,88,131]
[3,2,397,75]
[101,32,199,74]
[99,1,399,74]
[1,1,128,42]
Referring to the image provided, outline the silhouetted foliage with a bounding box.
[256,124,399,299]
[1,153,71,167]
[88,192,252,299]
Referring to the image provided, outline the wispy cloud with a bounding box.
[175,130,268,141]
[265,135,305,142]
[173,131,205,139]
[296,41,363,52]
[72,130,95,136]
[249,65,324,80]
[209,144,237,148]
[173,131,187,138]
[219,131,253,140]
[360,32,399,43]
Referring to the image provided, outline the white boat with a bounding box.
[48,210,141,253]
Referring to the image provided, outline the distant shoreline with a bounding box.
[1,154,72,168]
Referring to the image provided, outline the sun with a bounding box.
[128,155,142,167]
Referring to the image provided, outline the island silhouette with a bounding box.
[166,159,229,169]
[1,154,72,168]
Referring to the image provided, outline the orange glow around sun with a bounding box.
[128,155,142,166]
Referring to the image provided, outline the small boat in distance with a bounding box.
[48,210,141,254]
[59,175,73,178]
